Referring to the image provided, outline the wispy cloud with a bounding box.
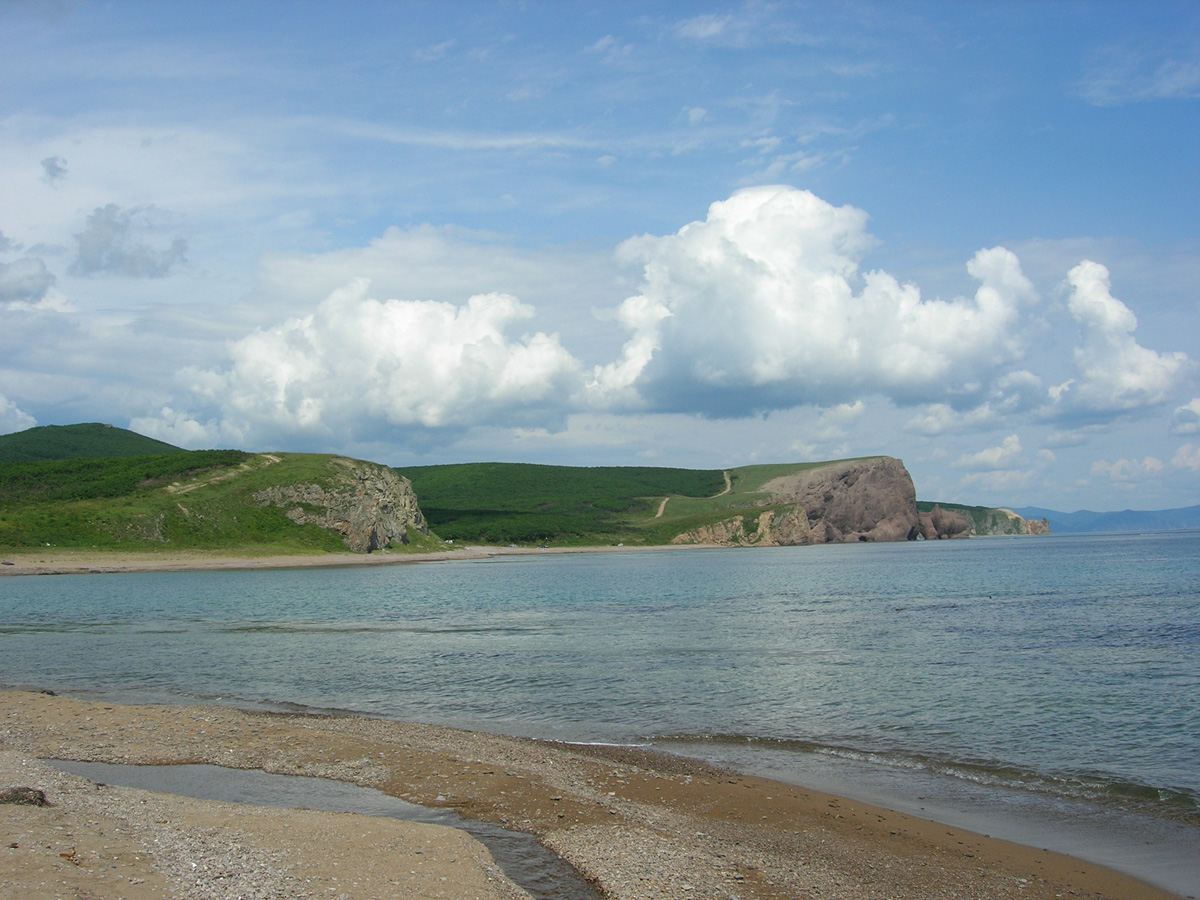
[1078,46,1200,106]
[294,116,595,152]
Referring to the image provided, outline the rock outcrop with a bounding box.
[673,456,922,547]
[919,504,972,540]
[988,509,1051,536]
[921,504,1051,537]
[253,457,429,552]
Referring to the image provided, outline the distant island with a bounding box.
[1,422,1051,559]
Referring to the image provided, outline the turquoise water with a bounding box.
[2,532,1198,894]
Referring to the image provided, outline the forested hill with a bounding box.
[0,423,182,463]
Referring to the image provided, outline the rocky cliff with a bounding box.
[917,502,1050,537]
[986,508,1051,536]
[918,504,972,540]
[253,457,429,552]
[673,456,922,547]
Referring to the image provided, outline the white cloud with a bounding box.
[1172,398,1200,435]
[1048,260,1189,415]
[1173,443,1200,472]
[145,279,584,448]
[1091,456,1165,481]
[905,403,1000,436]
[0,393,36,435]
[129,406,214,449]
[675,14,733,41]
[953,434,1023,471]
[957,468,1037,494]
[592,186,1038,414]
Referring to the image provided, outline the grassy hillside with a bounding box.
[0,452,402,554]
[0,423,182,463]
[401,462,725,545]
[400,460,850,546]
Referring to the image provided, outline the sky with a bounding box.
[1,1,1198,512]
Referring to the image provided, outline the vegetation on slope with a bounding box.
[400,461,864,546]
[0,452,372,554]
[0,423,182,463]
[401,462,726,545]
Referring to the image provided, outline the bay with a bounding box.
[2,532,1198,894]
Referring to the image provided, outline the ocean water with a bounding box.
[2,532,1197,895]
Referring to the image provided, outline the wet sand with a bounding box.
[0,690,1182,900]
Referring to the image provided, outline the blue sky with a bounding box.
[1,0,1197,512]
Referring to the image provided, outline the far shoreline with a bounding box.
[0,541,710,577]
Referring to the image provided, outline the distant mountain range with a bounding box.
[1010,505,1200,534]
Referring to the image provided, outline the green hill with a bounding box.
[401,462,725,545]
[0,451,437,554]
[0,423,182,463]
[400,460,852,546]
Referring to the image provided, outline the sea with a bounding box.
[2,532,1197,896]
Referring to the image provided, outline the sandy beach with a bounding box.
[0,545,684,578]
[0,689,1182,900]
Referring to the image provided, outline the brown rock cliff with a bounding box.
[673,457,922,546]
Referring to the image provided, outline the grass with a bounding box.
[0,452,412,554]
[399,460,870,546]
[402,462,726,546]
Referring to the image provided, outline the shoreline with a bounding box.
[0,543,699,577]
[0,689,1184,900]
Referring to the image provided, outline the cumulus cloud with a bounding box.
[144,279,583,447]
[904,403,998,436]
[0,258,55,304]
[1048,260,1189,415]
[0,393,36,435]
[591,186,1038,415]
[1173,443,1200,472]
[959,469,1038,493]
[1091,456,1165,481]
[1172,398,1200,435]
[129,406,215,448]
[953,434,1023,471]
[69,204,188,278]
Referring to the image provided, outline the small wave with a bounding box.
[656,733,1200,822]
[216,622,551,636]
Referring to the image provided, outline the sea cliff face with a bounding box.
[988,509,1051,536]
[253,457,429,552]
[918,504,972,540]
[673,456,922,546]
[918,504,1051,537]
